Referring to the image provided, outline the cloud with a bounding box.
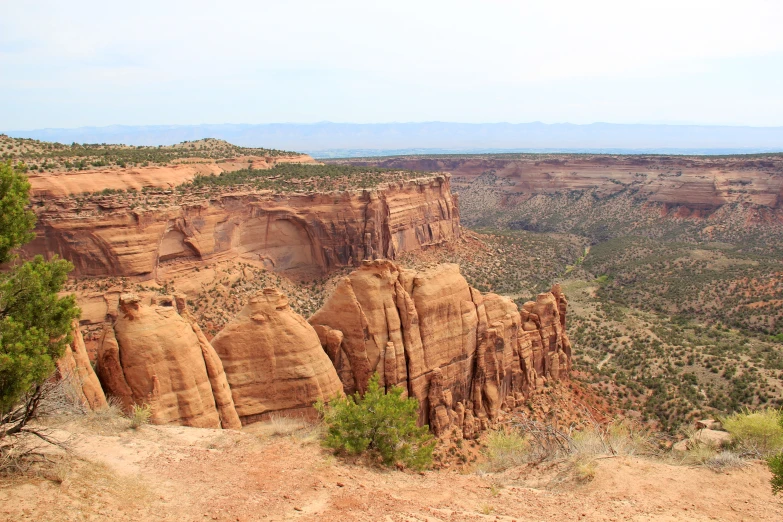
[1,0,782,128]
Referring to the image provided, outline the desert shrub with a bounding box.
[768,453,783,494]
[482,430,529,471]
[129,404,151,429]
[316,374,434,470]
[680,441,718,466]
[722,408,783,457]
[573,457,598,482]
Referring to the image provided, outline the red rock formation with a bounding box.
[211,289,344,424]
[308,260,572,437]
[335,155,783,210]
[95,293,241,429]
[25,175,460,279]
[28,154,316,198]
[56,321,108,410]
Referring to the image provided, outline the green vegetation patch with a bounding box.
[183,163,428,193]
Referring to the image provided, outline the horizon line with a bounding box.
[6,121,783,133]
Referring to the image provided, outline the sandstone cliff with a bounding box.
[333,155,783,210]
[56,321,108,410]
[27,154,316,198]
[26,175,460,279]
[308,260,572,437]
[95,293,241,429]
[211,289,344,424]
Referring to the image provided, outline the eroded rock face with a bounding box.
[308,260,573,437]
[25,175,460,279]
[95,293,241,429]
[56,321,108,410]
[211,289,344,424]
[341,155,783,210]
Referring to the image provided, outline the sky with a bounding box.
[2,0,783,130]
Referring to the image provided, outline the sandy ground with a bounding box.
[1,416,781,522]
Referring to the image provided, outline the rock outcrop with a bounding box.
[56,321,108,410]
[95,293,241,429]
[211,289,344,424]
[25,175,460,279]
[309,260,572,437]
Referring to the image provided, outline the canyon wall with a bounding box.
[332,156,783,211]
[24,175,460,279]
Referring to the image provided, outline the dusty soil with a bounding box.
[2,416,780,521]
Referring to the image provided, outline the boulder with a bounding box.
[695,419,722,431]
[211,289,344,424]
[96,293,241,429]
[673,428,732,452]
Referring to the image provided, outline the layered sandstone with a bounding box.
[211,289,344,424]
[95,293,241,429]
[308,260,572,437]
[333,156,783,210]
[27,154,316,198]
[56,321,108,410]
[25,175,460,279]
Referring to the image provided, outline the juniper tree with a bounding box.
[0,161,79,441]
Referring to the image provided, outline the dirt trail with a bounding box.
[1,419,781,521]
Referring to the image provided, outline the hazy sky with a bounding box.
[2,0,782,130]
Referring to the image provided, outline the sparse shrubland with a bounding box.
[0,135,295,172]
[184,163,427,193]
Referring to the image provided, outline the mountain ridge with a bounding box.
[6,122,783,153]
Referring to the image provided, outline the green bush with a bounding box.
[723,408,783,457]
[769,453,783,494]
[316,374,434,470]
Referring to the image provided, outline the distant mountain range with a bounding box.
[5,122,783,158]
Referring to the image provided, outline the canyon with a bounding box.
[332,154,783,212]
[63,260,572,435]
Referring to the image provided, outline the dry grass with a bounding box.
[129,404,152,430]
[480,430,529,472]
[704,451,748,472]
[246,414,322,443]
[28,454,152,511]
[573,458,598,483]
[75,396,128,435]
[477,418,654,486]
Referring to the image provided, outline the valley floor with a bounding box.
[1,416,780,521]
